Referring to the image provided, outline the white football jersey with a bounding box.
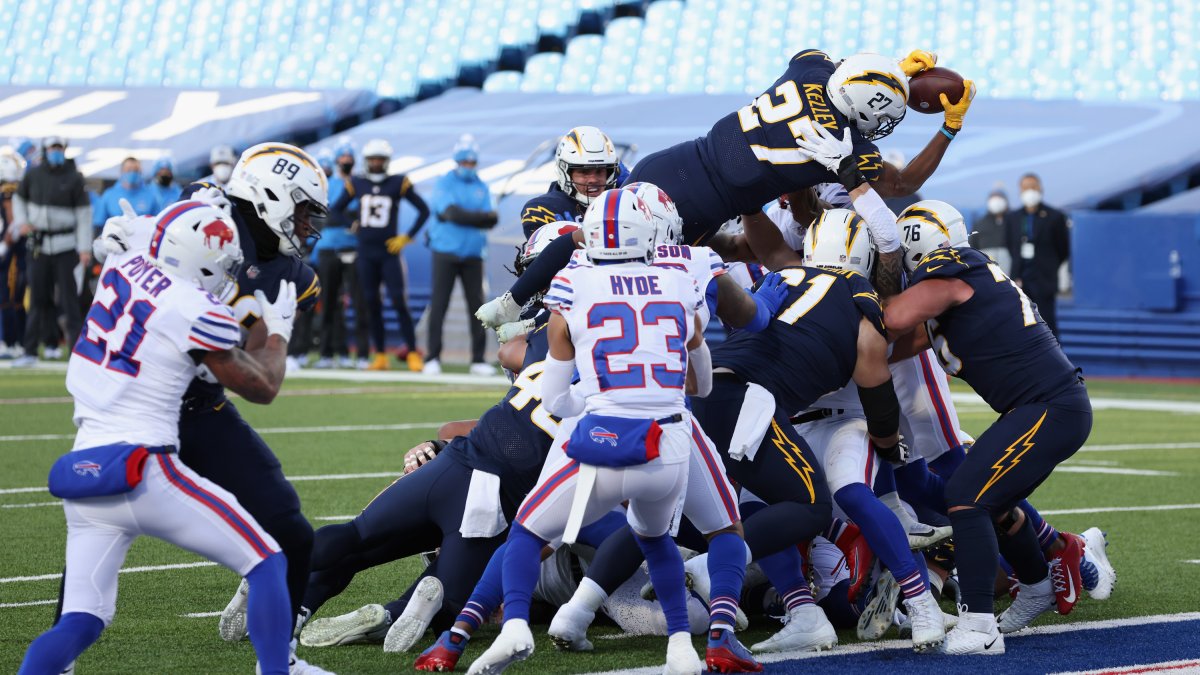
[652,244,725,331]
[544,261,700,427]
[68,249,239,450]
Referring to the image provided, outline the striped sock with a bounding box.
[709,596,739,629]
[824,518,851,547]
[896,569,928,600]
[1019,500,1060,554]
[456,601,488,632]
[1080,557,1099,592]
[781,585,816,612]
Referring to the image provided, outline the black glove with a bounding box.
[874,438,911,465]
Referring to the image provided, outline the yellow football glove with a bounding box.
[940,79,976,131]
[386,234,412,254]
[899,49,937,77]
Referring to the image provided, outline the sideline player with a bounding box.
[474,49,973,328]
[885,200,1092,655]
[467,189,707,675]
[329,138,430,371]
[519,126,621,237]
[19,203,296,675]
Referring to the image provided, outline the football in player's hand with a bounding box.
[907,67,965,113]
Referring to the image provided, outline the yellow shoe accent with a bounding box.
[368,354,390,371]
[406,351,424,372]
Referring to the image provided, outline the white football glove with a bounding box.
[189,185,233,217]
[475,291,522,329]
[495,318,536,344]
[254,280,297,342]
[795,120,855,173]
[92,198,138,263]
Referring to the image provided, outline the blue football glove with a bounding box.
[744,272,789,332]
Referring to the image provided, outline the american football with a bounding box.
[3,3,1200,674]
[907,66,966,113]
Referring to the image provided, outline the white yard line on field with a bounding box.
[0,421,447,443]
[1055,466,1179,476]
[1,561,217,584]
[0,599,57,608]
[1040,503,1200,516]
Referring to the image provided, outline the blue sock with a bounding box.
[501,524,546,623]
[246,553,291,675]
[929,446,966,476]
[635,532,689,635]
[873,461,897,496]
[18,612,104,675]
[577,509,628,549]
[756,545,813,611]
[455,542,506,630]
[834,483,927,599]
[893,458,948,513]
[949,507,1000,614]
[1019,500,1060,554]
[706,532,748,629]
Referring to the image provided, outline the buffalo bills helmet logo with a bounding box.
[589,427,618,446]
[202,220,235,250]
[72,461,101,478]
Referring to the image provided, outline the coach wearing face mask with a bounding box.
[970,188,1011,273]
[94,157,163,231]
[422,135,499,377]
[9,136,91,366]
[1005,172,1070,338]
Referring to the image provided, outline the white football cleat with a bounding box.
[384,576,444,652]
[751,603,837,653]
[466,619,534,675]
[907,523,954,550]
[942,609,1004,655]
[903,589,946,652]
[300,604,390,647]
[1081,527,1117,600]
[998,576,1054,633]
[664,631,703,675]
[857,570,900,640]
[219,579,250,642]
[257,651,337,675]
[548,599,595,651]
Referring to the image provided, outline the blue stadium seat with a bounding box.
[483,70,523,92]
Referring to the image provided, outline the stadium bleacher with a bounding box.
[1,0,1197,101]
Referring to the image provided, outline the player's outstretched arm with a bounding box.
[883,278,972,341]
[853,320,907,463]
[872,80,975,198]
[477,230,584,328]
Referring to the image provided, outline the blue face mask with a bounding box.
[122,171,143,188]
[455,167,476,180]
[46,150,65,166]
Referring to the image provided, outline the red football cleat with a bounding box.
[705,628,763,673]
[414,630,466,672]
[1048,533,1085,615]
[833,525,875,603]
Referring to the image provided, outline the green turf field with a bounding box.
[2,368,1198,673]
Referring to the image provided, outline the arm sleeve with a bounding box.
[854,146,884,184]
[688,340,712,397]
[402,178,431,236]
[179,303,241,353]
[511,232,578,305]
[849,187,900,253]
[295,263,321,312]
[541,354,586,418]
[541,270,575,314]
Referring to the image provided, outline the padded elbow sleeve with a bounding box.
[858,379,901,439]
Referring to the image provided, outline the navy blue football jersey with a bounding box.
[908,246,1081,413]
[179,182,320,407]
[520,183,584,238]
[331,174,430,247]
[699,49,884,219]
[712,265,885,414]
[444,325,560,506]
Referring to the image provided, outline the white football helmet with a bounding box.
[828,53,909,140]
[362,138,393,159]
[581,188,656,263]
[622,182,682,248]
[148,201,244,303]
[0,146,25,183]
[518,221,580,275]
[803,208,876,277]
[556,126,620,206]
[225,142,329,256]
[897,200,969,272]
